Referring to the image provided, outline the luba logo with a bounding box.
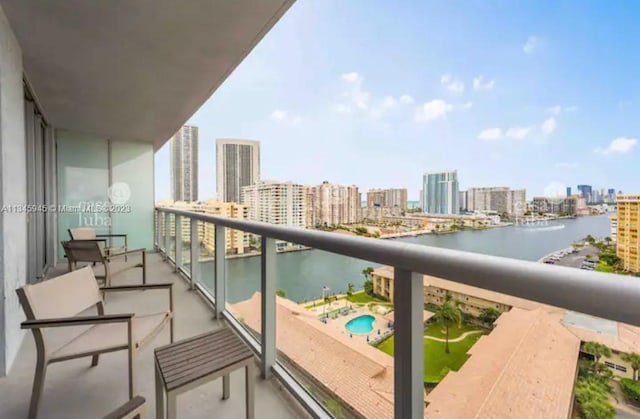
[108,182,132,205]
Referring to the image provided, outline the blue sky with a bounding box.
[155,0,639,201]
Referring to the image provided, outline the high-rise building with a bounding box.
[464,187,526,216]
[459,191,468,212]
[216,139,260,203]
[577,185,592,202]
[366,188,407,210]
[156,199,249,254]
[610,215,618,242]
[617,194,640,273]
[566,187,572,197]
[422,170,459,214]
[607,188,616,204]
[532,195,586,215]
[170,125,198,202]
[306,181,361,227]
[242,181,305,228]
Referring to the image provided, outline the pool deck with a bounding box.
[298,300,433,348]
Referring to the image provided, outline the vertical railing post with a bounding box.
[164,212,171,261]
[154,210,159,250]
[214,224,226,319]
[190,219,200,290]
[393,268,424,419]
[174,216,182,272]
[261,236,276,378]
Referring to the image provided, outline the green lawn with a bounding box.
[346,291,389,304]
[423,322,481,340]
[376,326,486,383]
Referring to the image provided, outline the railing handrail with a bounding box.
[157,207,640,326]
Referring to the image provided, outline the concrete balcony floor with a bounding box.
[0,253,307,419]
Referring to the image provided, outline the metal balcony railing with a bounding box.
[155,207,640,419]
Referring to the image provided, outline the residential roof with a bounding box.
[425,308,581,419]
[372,265,564,315]
[230,293,396,419]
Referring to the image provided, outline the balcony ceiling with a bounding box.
[0,0,294,149]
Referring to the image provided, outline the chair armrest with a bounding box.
[21,313,134,329]
[101,284,174,315]
[73,238,108,244]
[108,248,145,259]
[96,234,127,238]
[100,283,172,292]
[102,395,146,419]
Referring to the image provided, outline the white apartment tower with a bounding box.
[242,181,305,228]
[463,187,526,216]
[216,139,260,203]
[306,181,361,227]
[170,125,198,202]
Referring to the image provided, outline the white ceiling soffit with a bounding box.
[1,0,294,150]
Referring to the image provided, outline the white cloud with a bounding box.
[415,100,454,122]
[541,117,557,135]
[505,126,532,140]
[547,105,578,115]
[458,101,473,110]
[335,72,419,119]
[270,110,287,120]
[478,128,503,140]
[399,94,414,105]
[441,74,465,93]
[523,36,538,54]
[338,72,370,110]
[473,75,495,90]
[382,95,396,108]
[554,162,579,169]
[595,137,638,155]
[370,95,399,118]
[341,72,362,83]
[270,109,302,125]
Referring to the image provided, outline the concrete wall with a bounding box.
[0,4,26,376]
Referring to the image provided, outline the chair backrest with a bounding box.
[16,266,102,321]
[68,227,97,240]
[62,240,106,263]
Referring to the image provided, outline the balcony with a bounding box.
[0,253,306,419]
[2,208,640,418]
[150,208,640,419]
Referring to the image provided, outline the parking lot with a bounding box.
[542,245,601,270]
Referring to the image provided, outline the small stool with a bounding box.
[154,328,255,419]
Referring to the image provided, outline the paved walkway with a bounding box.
[424,330,484,343]
[612,380,640,418]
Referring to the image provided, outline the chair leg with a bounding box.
[245,363,255,419]
[222,374,230,400]
[127,322,136,400]
[155,360,165,419]
[142,250,147,285]
[28,357,47,419]
[91,354,99,367]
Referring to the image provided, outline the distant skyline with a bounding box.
[155,0,638,201]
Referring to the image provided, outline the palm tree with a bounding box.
[433,299,462,354]
[361,267,374,281]
[583,341,612,371]
[622,352,640,381]
[347,282,355,297]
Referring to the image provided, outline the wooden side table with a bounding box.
[154,327,255,419]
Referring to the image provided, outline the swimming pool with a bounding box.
[345,315,375,335]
